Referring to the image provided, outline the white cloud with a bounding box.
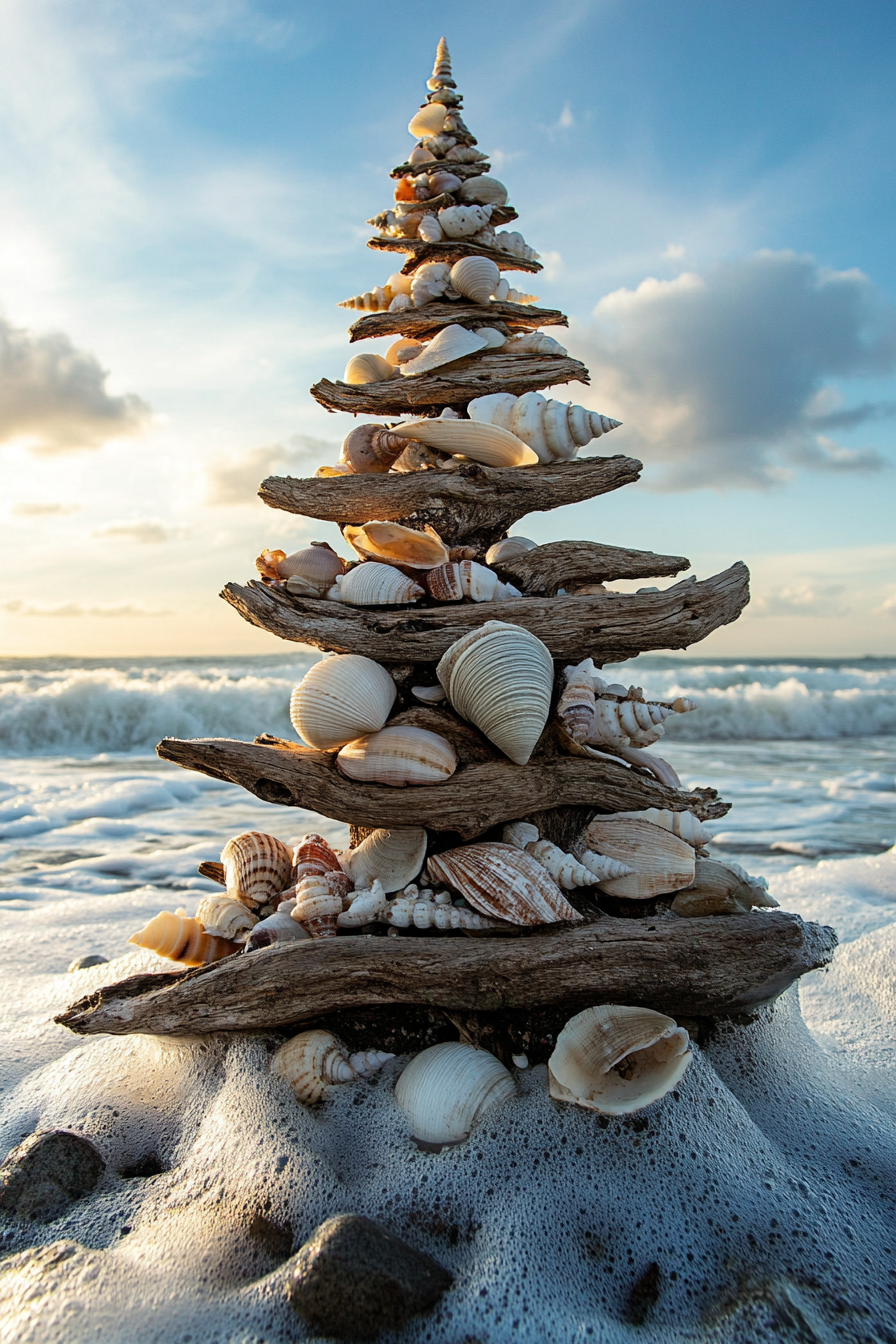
[93,521,175,544]
[751,582,850,618]
[557,102,574,130]
[663,244,686,260]
[11,501,79,516]
[2,599,171,618]
[206,434,339,506]
[876,594,896,619]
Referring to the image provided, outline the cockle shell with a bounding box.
[273,544,346,594]
[436,621,553,765]
[548,1005,692,1115]
[289,654,397,750]
[449,256,500,304]
[614,808,714,849]
[336,726,457,787]
[129,911,241,966]
[245,906,310,949]
[485,537,537,565]
[340,424,408,474]
[195,894,258,942]
[493,230,539,261]
[505,331,568,356]
[425,560,518,603]
[338,827,428,894]
[273,1030,392,1105]
[222,831,293,911]
[335,562,425,607]
[395,1042,516,1149]
[582,818,696,899]
[671,859,778,918]
[411,261,451,306]
[408,103,447,139]
[427,842,582,926]
[524,839,602,890]
[391,417,538,468]
[292,833,342,883]
[417,214,443,242]
[344,521,450,570]
[399,324,487,377]
[468,391,621,462]
[459,176,508,206]
[291,874,342,938]
[343,353,395,385]
[438,204,493,239]
[337,879,388,928]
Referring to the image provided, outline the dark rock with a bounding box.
[0,1130,105,1221]
[625,1261,661,1325]
[285,1213,452,1339]
[68,954,108,972]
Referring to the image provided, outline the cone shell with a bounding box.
[273,1030,358,1105]
[582,818,695,899]
[195,894,258,942]
[246,906,310,949]
[485,537,537,565]
[337,562,425,607]
[129,911,241,966]
[449,256,500,304]
[399,324,487,377]
[337,726,457,787]
[343,353,395,385]
[436,621,553,765]
[427,842,582,926]
[408,103,447,139]
[394,1042,516,1149]
[222,831,293,910]
[276,544,346,593]
[289,654,397,750]
[391,418,538,468]
[338,827,427,894]
[344,521,450,570]
[548,1005,692,1115]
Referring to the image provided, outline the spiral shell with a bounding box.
[469,391,621,462]
[438,203,493,239]
[129,911,241,966]
[586,696,674,750]
[386,896,505,931]
[340,424,408,474]
[549,1005,692,1115]
[425,560,518,603]
[410,261,451,306]
[671,859,778,917]
[428,36,453,89]
[335,562,425,607]
[399,324,487,376]
[524,839,602,890]
[292,834,342,883]
[343,353,395,385]
[195,894,259,942]
[408,102,447,139]
[437,621,553,765]
[391,418,537,468]
[449,256,500,304]
[338,827,428,894]
[222,831,293,911]
[484,537,537,565]
[245,906,310,949]
[504,331,568,356]
[273,1030,393,1105]
[336,726,457,787]
[427,842,582,926]
[557,663,597,743]
[289,654,396,751]
[338,286,393,312]
[582,818,696,899]
[291,874,342,938]
[344,521,450,570]
[458,176,508,207]
[337,879,388,927]
[571,847,637,884]
[395,1042,516,1149]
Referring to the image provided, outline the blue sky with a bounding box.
[1,0,894,655]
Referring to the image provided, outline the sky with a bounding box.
[1,0,895,658]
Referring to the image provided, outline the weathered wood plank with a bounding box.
[367,236,542,276]
[55,913,837,1037]
[489,540,692,594]
[347,302,567,344]
[390,160,489,181]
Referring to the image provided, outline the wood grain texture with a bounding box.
[258,457,643,548]
[489,540,692,594]
[154,736,730,836]
[347,302,567,344]
[55,912,837,1037]
[367,236,542,276]
[390,160,490,181]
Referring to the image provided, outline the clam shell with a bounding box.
[548,1004,692,1115]
[337,562,424,607]
[276,544,346,593]
[428,169,463,195]
[409,144,437,165]
[436,621,553,765]
[273,1030,358,1105]
[344,521,450,570]
[484,537,537,565]
[582,818,695,899]
[289,654,397,750]
[338,827,427,894]
[343,353,395,385]
[391,418,538,468]
[408,103,447,139]
[426,842,582,926]
[337,726,457,787]
[128,911,241,966]
[399,324,487,377]
[195,894,258,942]
[411,684,446,705]
[394,1041,516,1149]
[458,176,508,207]
[221,831,293,910]
[449,256,500,304]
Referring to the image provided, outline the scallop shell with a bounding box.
[416,214,443,242]
[426,842,582,926]
[671,859,778,917]
[425,560,516,603]
[336,562,424,607]
[275,544,346,594]
[292,833,343,882]
[391,418,538,468]
[436,621,553,765]
[408,103,447,139]
[129,911,241,966]
[221,831,293,911]
[336,726,457,787]
[338,827,428,894]
[289,654,397,751]
[484,537,537,565]
[582,818,696,899]
[458,176,508,207]
[410,261,451,306]
[399,324,487,377]
[245,906,310,950]
[340,425,408,473]
[343,353,395,385]
[394,1042,516,1149]
[614,808,714,849]
[343,521,450,570]
[291,874,342,938]
[449,256,500,304]
[195,894,259,942]
[549,1005,692,1115]
[273,1029,393,1105]
[438,204,493,239]
[468,391,621,462]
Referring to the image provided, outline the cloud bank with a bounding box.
[574,251,896,488]
[206,434,339,505]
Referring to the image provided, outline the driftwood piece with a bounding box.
[155,735,730,836]
[310,353,587,416]
[220,564,749,663]
[258,457,643,548]
[347,302,567,343]
[367,236,542,276]
[56,913,837,1037]
[369,202,518,230]
[490,540,692,594]
[391,160,490,181]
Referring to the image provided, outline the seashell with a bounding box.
[338,827,428,894]
[391,417,538,468]
[389,336,426,367]
[273,1029,393,1105]
[344,520,449,570]
[469,391,622,463]
[408,102,447,139]
[389,294,413,314]
[438,203,493,239]
[289,654,396,750]
[548,1005,692,1115]
[340,424,408,473]
[246,905,310,949]
[436,621,553,764]
[336,562,424,607]
[614,808,714,849]
[586,696,674,750]
[338,286,394,312]
[671,859,778,918]
[445,145,488,163]
[195,893,259,942]
[315,464,354,477]
[425,560,517,603]
[427,36,453,89]
[449,256,500,304]
[255,547,286,581]
[427,842,582,926]
[336,726,457,787]
[502,820,540,850]
[129,911,241,966]
[484,537,537,565]
[337,879,388,928]
[291,874,342,938]
[409,144,437,165]
[476,327,507,350]
[399,324,487,377]
[421,133,457,156]
[343,353,395,385]
[582,818,695,899]
[386,897,505,931]
[493,230,539,261]
[493,279,539,305]
[613,745,682,790]
[410,261,451,307]
[505,331,568,356]
[557,662,597,743]
[459,176,508,207]
[524,839,601,890]
[222,831,293,911]
[428,169,463,195]
[292,833,342,883]
[273,544,346,595]
[395,1041,516,1149]
[392,441,443,473]
[416,214,443,242]
[411,684,446,705]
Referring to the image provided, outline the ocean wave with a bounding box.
[659,675,896,740]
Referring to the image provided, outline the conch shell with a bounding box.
[558,660,698,749]
[394,1041,516,1149]
[338,827,427,894]
[289,654,396,750]
[449,256,500,303]
[273,1029,392,1105]
[398,324,487,376]
[458,176,508,206]
[485,537,537,564]
[343,353,395,385]
[222,831,293,911]
[468,391,621,462]
[671,859,778,917]
[391,417,537,468]
[548,1005,692,1115]
[291,874,342,938]
[408,102,447,139]
[427,842,582,926]
[436,621,553,765]
[438,204,493,239]
[336,726,458,787]
[339,424,408,474]
[425,560,519,603]
[334,562,424,607]
[344,520,450,569]
[194,894,258,942]
[581,818,695,899]
[129,911,241,966]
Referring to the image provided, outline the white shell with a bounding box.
[399,324,487,376]
[504,331,568,356]
[343,521,450,570]
[493,279,540,305]
[476,327,507,349]
[394,1042,516,1148]
[468,391,621,462]
[548,1005,692,1115]
[289,654,397,751]
[411,261,451,306]
[338,827,428,894]
[437,621,553,765]
[427,842,582,926]
[386,897,504,931]
[408,103,447,139]
[502,821,540,850]
[246,906,310,949]
[493,230,539,261]
[337,879,388,927]
[614,808,714,849]
[336,562,424,607]
[417,214,443,242]
[485,537,537,565]
[587,697,674,750]
[195,894,258,942]
[276,545,346,594]
[582,818,696,899]
[409,145,437,165]
[573,849,636,884]
[449,256,500,304]
[391,418,538,468]
[336,726,458,787]
[343,353,395,385]
[274,1030,392,1105]
[438,204,493,239]
[410,684,446,704]
[458,176,508,206]
[524,839,601,890]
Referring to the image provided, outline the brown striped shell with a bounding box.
[221,831,293,911]
[292,834,343,883]
[426,842,583,926]
[128,911,241,966]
